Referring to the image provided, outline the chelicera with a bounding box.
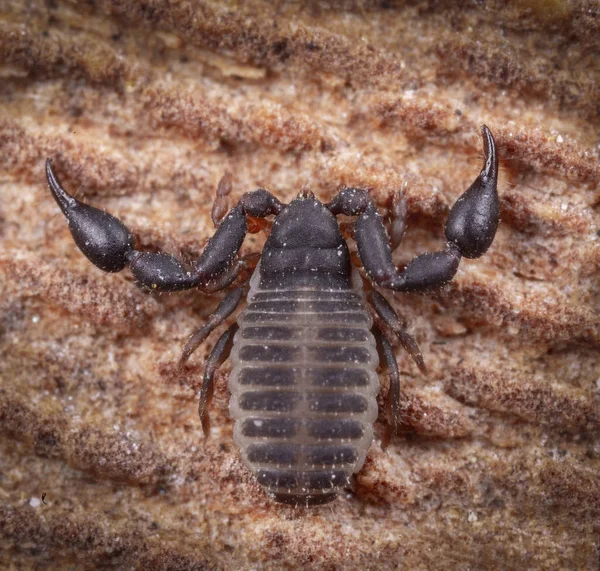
[46,126,499,506]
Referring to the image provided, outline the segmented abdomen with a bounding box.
[229,278,379,506]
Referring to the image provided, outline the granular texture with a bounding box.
[0,1,599,569]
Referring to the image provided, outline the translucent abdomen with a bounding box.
[229,269,379,506]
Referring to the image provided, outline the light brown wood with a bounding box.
[1,1,599,568]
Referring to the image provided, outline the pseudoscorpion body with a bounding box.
[46,126,499,505]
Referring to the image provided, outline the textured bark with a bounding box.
[1,1,599,569]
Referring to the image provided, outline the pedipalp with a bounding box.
[326,125,499,293]
[46,160,284,293]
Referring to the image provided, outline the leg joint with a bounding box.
[240,189,284,218]
[326,187,372,216]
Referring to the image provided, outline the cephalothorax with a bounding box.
[46,126,499,506]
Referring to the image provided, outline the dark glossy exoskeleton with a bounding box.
[45,126,499,506]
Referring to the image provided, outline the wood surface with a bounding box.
[1,1,599,569]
